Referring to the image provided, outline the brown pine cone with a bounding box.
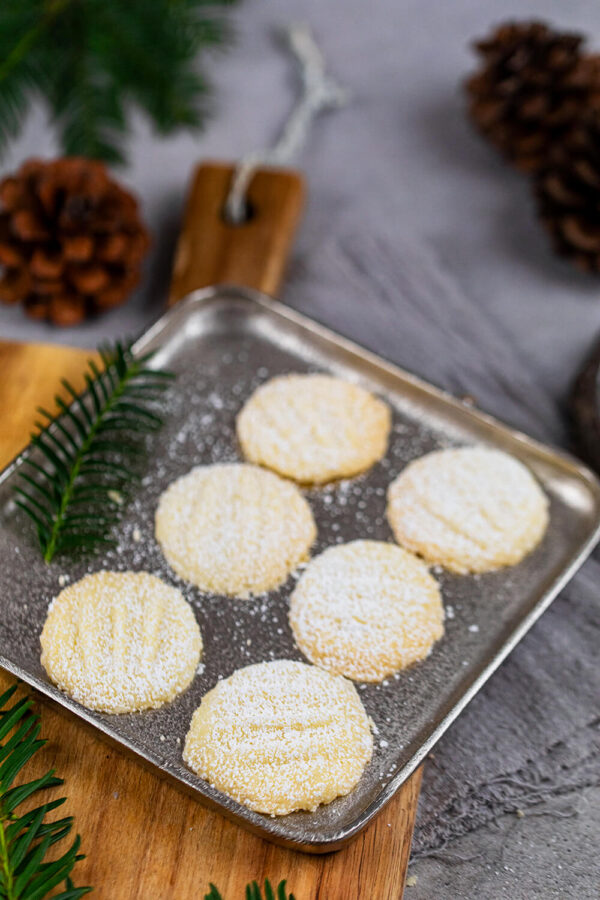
[0,157,150,326]
[536,114,600,271]
[466,21,600,173]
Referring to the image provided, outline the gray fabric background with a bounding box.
[1,0,600,896]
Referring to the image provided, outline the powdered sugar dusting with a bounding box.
[40,571,202,714]
[0,317,561,842]
[387,447,549,574]
[155,463,316,597]
[290,540,444,681]
[183,659,373,816]
[237,374,391,484]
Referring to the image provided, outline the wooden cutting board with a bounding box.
[0,163,423,899]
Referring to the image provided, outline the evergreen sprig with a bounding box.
[14,340,174,563]
[0,0,237,163]
[0,682,90,900]
[205,879,295,900]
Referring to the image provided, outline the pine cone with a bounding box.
[466,21,600,173]
[0,157,150,326]
[536,114,600,271]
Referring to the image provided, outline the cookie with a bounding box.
[387,446,549,574]
[289,540,444,681]
[183,659,373,815]
[40,571,202,714]
[236,373,391,484]
[155,463,316,597]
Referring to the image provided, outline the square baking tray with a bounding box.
[1,285,599,853]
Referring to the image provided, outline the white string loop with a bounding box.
[224,23,349,225]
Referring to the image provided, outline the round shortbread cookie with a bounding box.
[289,540,444,682]
[40,571,202,714]
[387,447,549,574]
[183,659,373,815]
[236,373,391,484]
[155,463,316,597]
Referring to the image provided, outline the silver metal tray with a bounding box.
[1,285,599,853]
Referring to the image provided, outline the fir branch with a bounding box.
[0,0,237,162]
[15,340,174,563]
[0,682,91,900]
[205,880,295,900]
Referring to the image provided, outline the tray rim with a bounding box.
[2,283,600,853]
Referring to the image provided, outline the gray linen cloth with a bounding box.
[282,216,600,854]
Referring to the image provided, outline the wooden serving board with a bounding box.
[0,163,423,899]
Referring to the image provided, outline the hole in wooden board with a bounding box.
[221,200,256,227]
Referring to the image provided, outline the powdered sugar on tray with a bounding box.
[0,321,560,842]
[87,343,482,771]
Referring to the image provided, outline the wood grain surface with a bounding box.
[168,162,305,304]
[0,338,422,899]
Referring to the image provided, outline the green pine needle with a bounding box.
[15,340,174,563]
[0,682,91,900]
[205,880,295,900]
[0,0,237,163]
